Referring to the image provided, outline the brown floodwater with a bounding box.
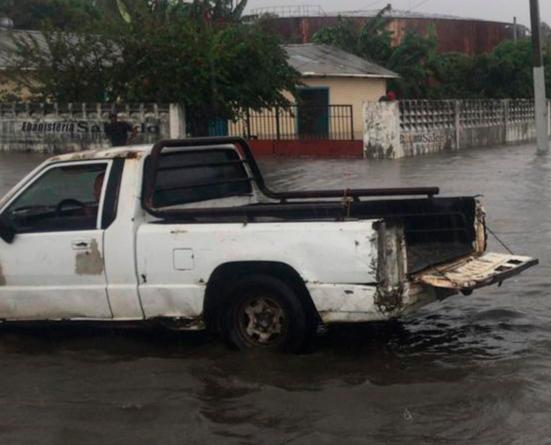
[0,144,550,444]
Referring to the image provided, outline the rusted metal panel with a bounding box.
[264,16,520,55]
[375,221,407,313]
[474,202,487,255]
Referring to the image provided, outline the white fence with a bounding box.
[0,103,186,153]
[365,99,549,159]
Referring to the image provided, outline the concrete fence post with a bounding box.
[169,103,186,138]
[548,99,551,136]
[454,100,461,150]
[503,99,510,143]
[363,101,402,159]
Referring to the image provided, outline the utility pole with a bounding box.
[530,0,549,154]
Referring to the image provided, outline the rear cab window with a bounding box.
[145,148,253,209]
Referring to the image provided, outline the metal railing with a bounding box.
[248,5,326,17]
[228,105,354,141]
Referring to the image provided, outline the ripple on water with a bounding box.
[1,146,551,444]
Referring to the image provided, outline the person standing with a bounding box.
[104,112,138,147]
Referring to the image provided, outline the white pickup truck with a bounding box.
[0,137,538,351]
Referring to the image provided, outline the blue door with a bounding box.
[208,118,229,137]
[297,88,329,139]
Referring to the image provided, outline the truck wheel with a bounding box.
[220,274,313,352]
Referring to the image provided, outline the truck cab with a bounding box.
[0,138,538,351]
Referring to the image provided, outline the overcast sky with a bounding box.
[246,0,551,26]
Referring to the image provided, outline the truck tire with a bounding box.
[220,274,314,352]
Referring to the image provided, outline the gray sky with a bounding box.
[246,0,551,26]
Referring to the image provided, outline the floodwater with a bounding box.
[0,144,550,444]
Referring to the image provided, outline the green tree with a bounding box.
[432,39,551,99]
[387,29,439,98]
[485,39,535,98]
[6,0,300,136]
[0,0,99,30]
[430,52,478,98]
[313,9,437,98]
[312,17,360,52]
[7,24,120,102]
[313,5,392,65]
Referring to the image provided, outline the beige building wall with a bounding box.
[228,77,388,140]
[0,72,33,100]
[302,77,388,140]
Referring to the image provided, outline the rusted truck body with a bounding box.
[0,138,537,351]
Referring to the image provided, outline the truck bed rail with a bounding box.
[143,137,439,218]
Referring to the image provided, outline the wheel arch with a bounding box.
[203,261,319,333]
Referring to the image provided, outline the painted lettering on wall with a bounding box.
[400,133,451,145]
[400,131,455,156]
[20,121,161,134]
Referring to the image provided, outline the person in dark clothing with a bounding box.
[104,112,138,147]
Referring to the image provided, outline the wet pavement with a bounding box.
[0,144,550,444]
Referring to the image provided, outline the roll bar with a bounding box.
[142,137,439,218]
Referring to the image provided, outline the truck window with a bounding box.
[147,149,252,208]
[2,163,108,233]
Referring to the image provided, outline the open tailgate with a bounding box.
[415,253,538,291]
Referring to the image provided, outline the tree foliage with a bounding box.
[6,0,300,136]
[0,0,99,30]
[312,8,438,98]
[313,5,392,66]
[432,39,551,99]
[8,25,120,102]
[313,10,551,100]
[386,29,439,98]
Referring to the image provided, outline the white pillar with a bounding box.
[530,0,549,154]
[534,67,549,153]
[363,101,402,159]
[169,104,186,139]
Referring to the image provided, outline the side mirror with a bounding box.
[0,216,15,244]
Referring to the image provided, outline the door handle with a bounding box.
[71,239,91,250]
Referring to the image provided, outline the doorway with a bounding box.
[297,87,329,139]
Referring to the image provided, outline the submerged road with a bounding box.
[0,144,550,444]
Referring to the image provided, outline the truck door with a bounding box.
[0,161,113,320]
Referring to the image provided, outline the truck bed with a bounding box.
[142,138,481,276]
[151,196,478,274]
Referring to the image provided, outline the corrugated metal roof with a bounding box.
[0,29,47,69]
[1,31,399,80]
[285,43,399,79]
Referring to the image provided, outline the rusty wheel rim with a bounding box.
[236,295,288,347]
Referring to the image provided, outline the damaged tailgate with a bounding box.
[415,253,538,291]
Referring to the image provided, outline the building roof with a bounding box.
[338,8,524,27]
[1,31,399,80]
[250,5,523,27]
[284,43,399,79]
[0,29,47,69]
